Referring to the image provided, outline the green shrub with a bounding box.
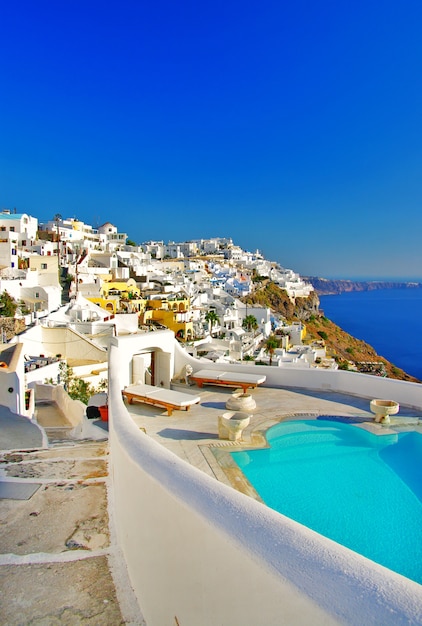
[46,362,107,405]
[0,291,17,317]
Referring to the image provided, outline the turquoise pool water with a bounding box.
[231,419,422,584]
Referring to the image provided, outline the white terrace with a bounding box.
[107,329,422,625]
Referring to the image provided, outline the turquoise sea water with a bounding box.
[231,419,422,584]
[319,288,422,380]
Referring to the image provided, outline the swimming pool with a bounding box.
[231,419,422,584]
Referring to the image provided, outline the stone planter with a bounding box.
[226,389,256,411]
[370,399,399,424]
[218,411,251,441]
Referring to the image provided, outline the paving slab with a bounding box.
[0,557,124,625]
[3,458,107,480]
[0,481,41,500]
[0,441,108,463]
[0,481,109,555]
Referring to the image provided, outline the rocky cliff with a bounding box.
[243,281,320,321]
[0,318,26,342]
[304,277,422,296]
[304,314,420,383]
[242,281,420,383]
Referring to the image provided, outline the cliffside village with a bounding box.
[0,209,339,414]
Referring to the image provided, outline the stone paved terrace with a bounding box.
[1,385,421,624]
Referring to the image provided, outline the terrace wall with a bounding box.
[174,341,422,411]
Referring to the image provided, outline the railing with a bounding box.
[109,340,422,625]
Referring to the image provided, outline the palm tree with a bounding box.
[205,310,219,337]
[265,335,278,366]
[242,314,258,333]
[54,213,62,275]
[53,213,62,246]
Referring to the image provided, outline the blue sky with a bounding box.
[1,1,422,280]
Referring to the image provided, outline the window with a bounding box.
[41,263,47,270]
[9,226,15,232]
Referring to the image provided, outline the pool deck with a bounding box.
[126,382,422,497]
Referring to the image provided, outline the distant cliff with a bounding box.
[304,277,422,296]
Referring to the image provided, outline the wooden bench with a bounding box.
[122,384,201,416]
[189,369,266,394]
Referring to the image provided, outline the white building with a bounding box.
[39,217,102,252]
[0,231,19,270]
[142,241,164,259]
[0,254,62,315]
[237,302,272,338]
[0,211,38,270]
[0,211,38,248]
[98,222,127,250]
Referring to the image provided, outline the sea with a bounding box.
[319,286,422,381]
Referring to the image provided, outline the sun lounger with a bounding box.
[122,383,201,416]
[189,369,266,393]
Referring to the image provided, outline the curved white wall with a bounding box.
[109,341,422,625]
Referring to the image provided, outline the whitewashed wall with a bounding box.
[110,330,175,389]
[0,370,21,413]
[0,343,25,414]
[173,340,422,410]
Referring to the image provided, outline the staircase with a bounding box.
[35,400,75,442]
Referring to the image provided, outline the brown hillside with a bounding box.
[242,282,420,383]
[243,281,319,320]
[305,315,420,383]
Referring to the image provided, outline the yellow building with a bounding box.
[87,287,193,338]
[141,296,193,341]
[101,278,140,299]
[87,278,146,315]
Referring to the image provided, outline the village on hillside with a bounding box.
[0,208,342,415]
[2,211,422,626]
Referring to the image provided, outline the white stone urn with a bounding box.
[226,389,256,411]
[370,399,399,424]
[218,411,251,441]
